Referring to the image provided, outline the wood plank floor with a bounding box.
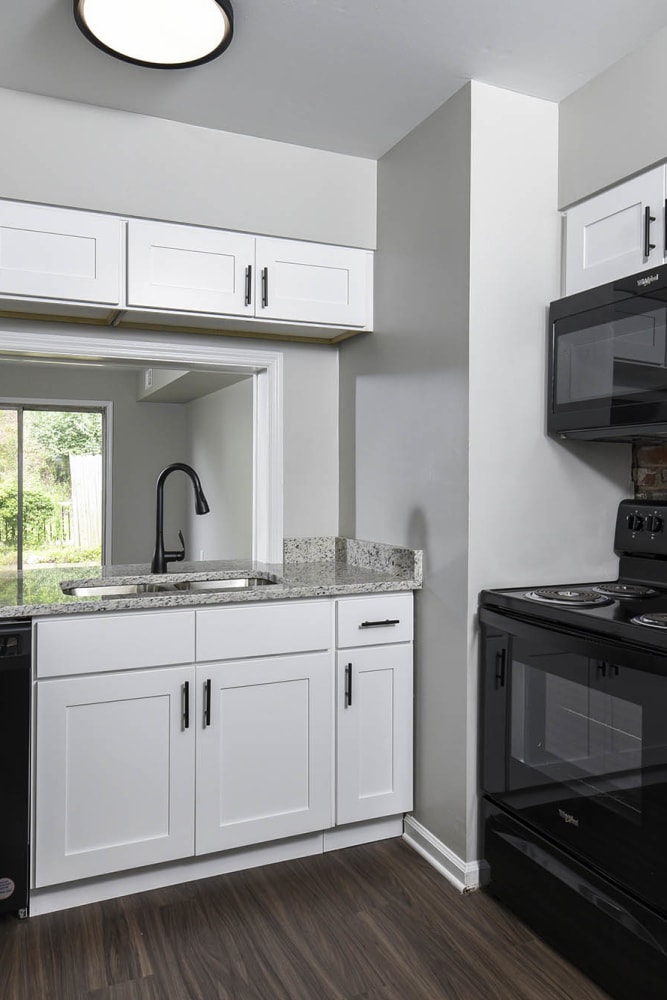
[0,838,611,1000]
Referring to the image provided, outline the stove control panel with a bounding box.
[615,499,667,556]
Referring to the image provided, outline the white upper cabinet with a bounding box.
[127,220,372,333]
[0,200,373,340]
[0,200,122,307]
[127,220,255,317]
[563,167,665,295]
[255,238,371,328]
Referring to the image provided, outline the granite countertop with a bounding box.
[0,537,422,618]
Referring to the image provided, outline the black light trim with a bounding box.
[73,0,234,70]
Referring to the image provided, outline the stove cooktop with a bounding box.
[480,499,667,649]
[479,579,667,649]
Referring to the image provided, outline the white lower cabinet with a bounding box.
[336,644,413,825]
[33,593,413,890]
[34,665,195,887]
[195,653,333,854]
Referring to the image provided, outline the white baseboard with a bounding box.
[402,814,488,892]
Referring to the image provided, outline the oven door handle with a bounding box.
[495,649,507,688]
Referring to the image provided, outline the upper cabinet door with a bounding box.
[127,220,255,316]
[0,200,121,305]
[564,167,665,295]
[255,238,371,327]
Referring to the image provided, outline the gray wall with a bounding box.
[0,88,376,249]
[341,81,632,864]
[339,84,472,858]
[186,379,254,561]
[559,25,667,207]
[0,362,189,564]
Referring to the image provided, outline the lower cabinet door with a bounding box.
[336,644,413,825]
[195,653,333,854]
[34,666,195,887]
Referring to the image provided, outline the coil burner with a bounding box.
[525,587,613,608]
[631,613,667,629]
[592,583,659,600]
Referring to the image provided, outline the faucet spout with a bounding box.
[151,463,210,574]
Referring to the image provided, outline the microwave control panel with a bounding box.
[615,499,667,556]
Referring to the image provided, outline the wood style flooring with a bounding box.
[0,838,610,1000]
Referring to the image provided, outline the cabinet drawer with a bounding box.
[196,600,333,662]
[337,593,413,648]
[35,611,196,678]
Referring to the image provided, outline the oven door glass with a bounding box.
[500,635,667,914]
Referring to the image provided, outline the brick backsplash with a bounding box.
[633,442,667,500]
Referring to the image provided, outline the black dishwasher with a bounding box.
[0,620,31,918]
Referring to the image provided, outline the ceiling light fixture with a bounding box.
[73,0,234,69]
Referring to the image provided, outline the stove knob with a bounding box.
[627,513,644,532]
[647,514,664,534]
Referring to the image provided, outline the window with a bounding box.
[0,405,105,572]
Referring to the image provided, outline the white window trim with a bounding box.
[0,319,284,564]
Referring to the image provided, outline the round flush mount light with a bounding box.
[74,0,234,69]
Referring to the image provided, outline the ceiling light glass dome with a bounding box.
[74,0,234,69]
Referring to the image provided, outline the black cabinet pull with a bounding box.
[261,267,269,308]
[598,661,607,678]
[494,649,506,689]
[204,678,211,727]
[360,619,400,629]
[644,205,656,257]
[183,681,190,730]
[345,662,353,707]
[244,264,252,306]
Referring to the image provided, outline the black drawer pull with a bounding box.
[360,619,400,628]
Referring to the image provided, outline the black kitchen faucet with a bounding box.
[151,463,210,574]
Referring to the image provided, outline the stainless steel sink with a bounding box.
[171,576,279,592]
[61,582,178,598]
[61,575,281,599]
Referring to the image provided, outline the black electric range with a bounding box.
[481,497,667,652]
[479,497,667,1000]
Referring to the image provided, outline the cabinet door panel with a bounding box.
[35,666,195,887]
[0,200,121,304]
[127,220,255,315]
[337,644,413,825]
[564,168,665,294]
[196,652,333,854]
[255,238,370,327]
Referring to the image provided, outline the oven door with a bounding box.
[481,608,667,915]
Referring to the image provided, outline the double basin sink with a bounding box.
[61,574,282,599]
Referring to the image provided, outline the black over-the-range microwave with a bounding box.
[548,263,667,440]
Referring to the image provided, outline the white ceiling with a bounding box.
[2,1,667,159]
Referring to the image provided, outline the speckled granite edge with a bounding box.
[0,537,422,617]
[283,536,422,583]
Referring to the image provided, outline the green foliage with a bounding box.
[0,485,55,545]
[26,410,102,458]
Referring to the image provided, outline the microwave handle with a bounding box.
[644,205,656,258]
